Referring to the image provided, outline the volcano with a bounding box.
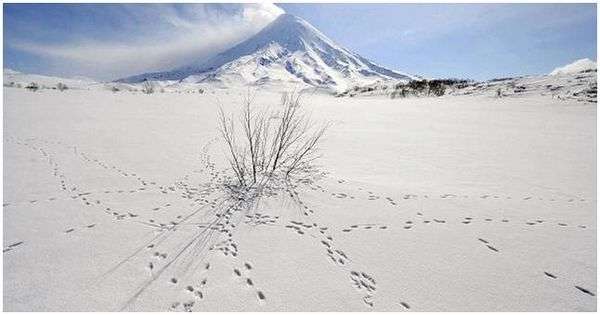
[117,14,417,91]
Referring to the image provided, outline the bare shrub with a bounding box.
[141,80,154,94]
[218,92,328,189]
[428,80,445,96]
[25,82,39,92]
[57,82,68,91]
[408,80,428,95]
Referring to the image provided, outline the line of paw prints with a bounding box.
[475,237,596,299]
[350,271,377,307]
[209,237,238,257]
[327,177,588,206]
[233,262,266,303]
[244,213,279,226]
[63,223,97,235]
[341,223,388,233]
[169,261,266,311]
[169,263,211,312]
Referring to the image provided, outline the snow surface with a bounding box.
[3,69,98,90]
[117,14,417,92]
[550,58,597,76]
[3,85,596,311]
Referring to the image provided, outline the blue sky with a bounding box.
[3,3,596,81]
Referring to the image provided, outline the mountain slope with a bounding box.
[334,58,597,103]
[117,14,417,91]
[549,58,596,76]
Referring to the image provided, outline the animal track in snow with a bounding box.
[477,238,499,252]
[341,223,388,233]
[350,271,377,307]
[575,286,595,296]
[3,241,24,253]
[244,213,279,226]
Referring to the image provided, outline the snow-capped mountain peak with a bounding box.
[117,14,417,91]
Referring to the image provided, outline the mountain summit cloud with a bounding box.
[8,3,284,80]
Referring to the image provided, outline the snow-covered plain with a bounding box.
[3,86,596,311]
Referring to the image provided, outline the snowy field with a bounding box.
[3,87,596,311]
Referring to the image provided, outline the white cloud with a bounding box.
[242,2,284,25]
[9,3,284,81]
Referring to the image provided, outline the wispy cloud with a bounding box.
[7,3,284,80]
